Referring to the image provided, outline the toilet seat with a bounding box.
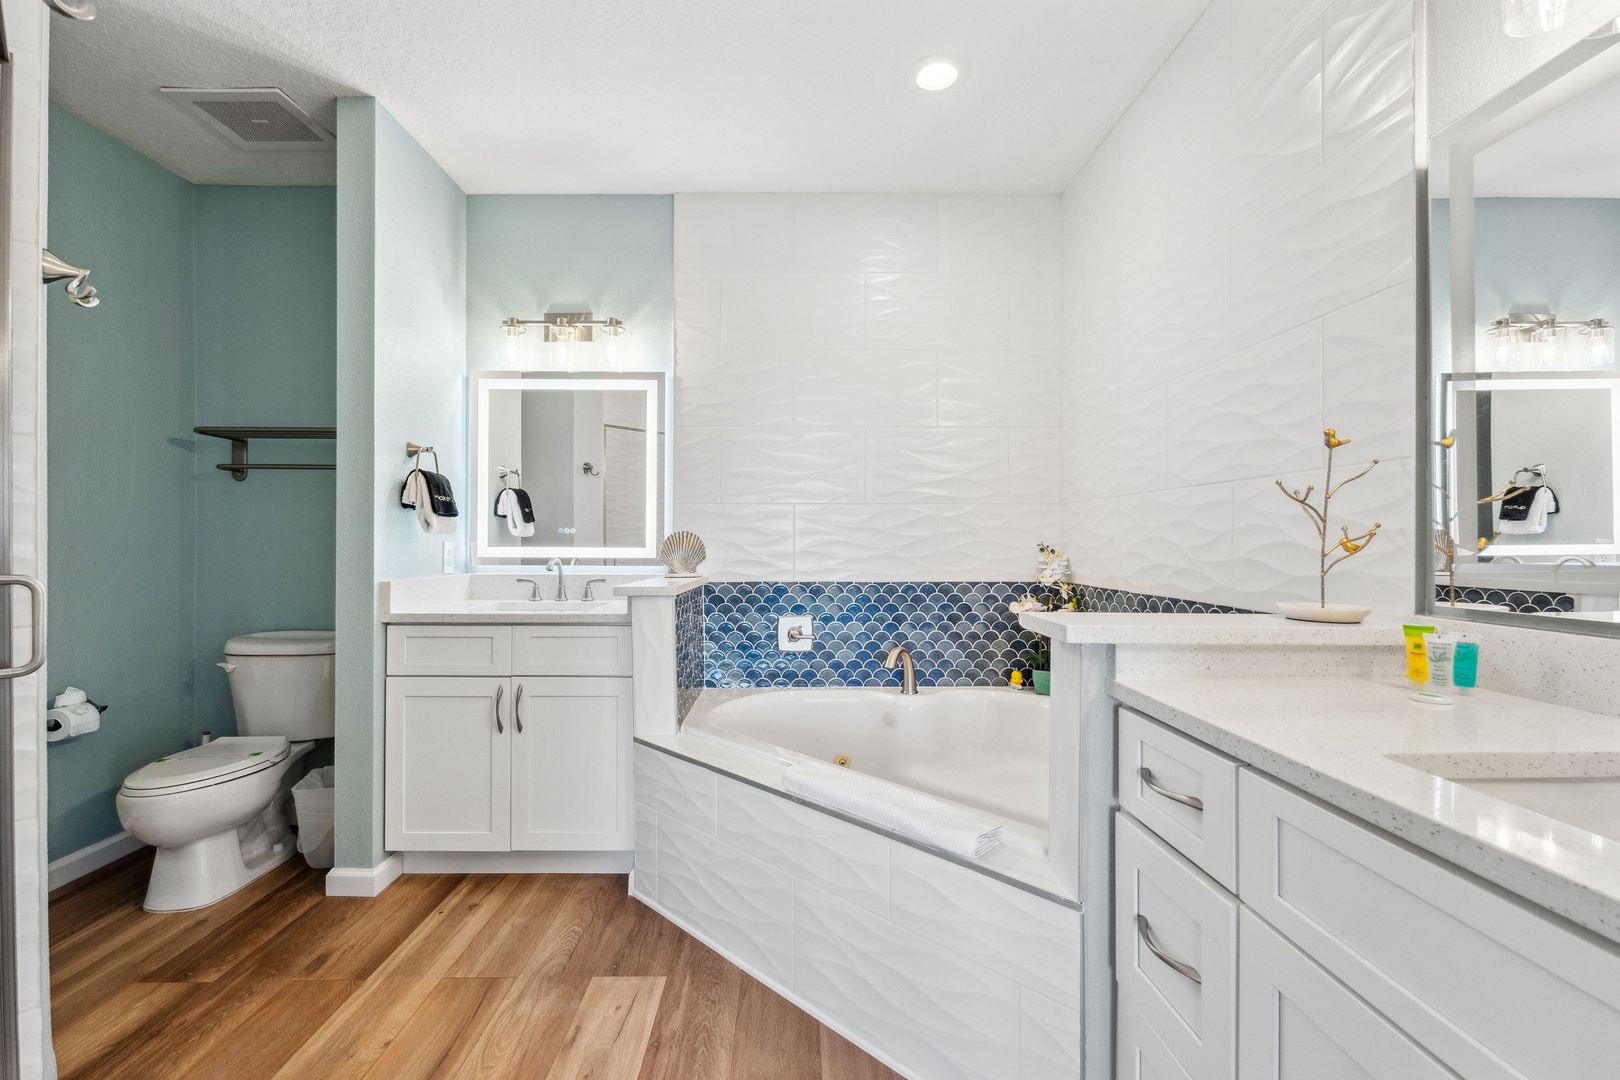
[120,736,290,797]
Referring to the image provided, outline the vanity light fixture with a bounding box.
[501,312,625,343]
[1501,0,1604,36]
[908,54,969,92]
[1485,312,1616,369]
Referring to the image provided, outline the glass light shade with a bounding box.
[1585,321,1615,367]
[1490,329,1518,370]
[1531,324,1564,368]
[1502,0,1603,36]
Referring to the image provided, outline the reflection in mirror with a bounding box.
[471,372,666,563]
[1430,37,1620,629]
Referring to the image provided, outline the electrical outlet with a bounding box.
[442,541,455,574]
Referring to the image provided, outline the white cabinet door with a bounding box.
[1238,909,1460,1080]
[509,677,633,851]
[385,677,511,851]
[511,625,633,677]
[386,624,512,676]
[1116,811,1237,1080]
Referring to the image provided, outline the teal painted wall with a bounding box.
[45,104,336,861]
[335,98,466,869]
[46,105,197,861]
[192,187,338,732]
[465,195,674,375]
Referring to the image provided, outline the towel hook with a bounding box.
[497,465,520,488]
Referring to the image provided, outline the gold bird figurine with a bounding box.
[1324,428,1352,449]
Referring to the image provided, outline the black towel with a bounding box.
[401,469,459,518]
[1499,485,1558,522]
[511,487,534,523]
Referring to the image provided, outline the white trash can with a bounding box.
[291,765,336,869]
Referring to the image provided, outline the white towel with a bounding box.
[1498,487,1556,535]
[402,470,456,535]
[781,761,1004,859]
[494,488,535,538]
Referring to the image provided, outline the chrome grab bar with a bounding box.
[494,683,504,734]
[1139,766,1203,811]
[1136,915,1201,985]
[514,682,524,734]
[0,577,44,680]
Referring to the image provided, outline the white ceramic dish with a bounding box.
[1277,601,1373,624]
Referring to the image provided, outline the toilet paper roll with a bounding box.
[45,701,99,741]
[53,686,88,709]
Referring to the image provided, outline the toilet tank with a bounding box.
[223,631,335,740]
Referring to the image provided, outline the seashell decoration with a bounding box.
[659,530,707,577]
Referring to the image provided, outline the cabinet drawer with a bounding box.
[387,625,512,676]
[1116,811,1237,1080]
[1238,908,1460,1080]
[1239,769,1620,1080]
[1119,708,1239,891]
[511,625,632,677]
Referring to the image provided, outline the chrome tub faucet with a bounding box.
[883,645,919,695]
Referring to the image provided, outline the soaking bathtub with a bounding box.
[631,685,1081,1080]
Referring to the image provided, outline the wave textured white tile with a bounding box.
[793,883,1021,1080]
[939,352,1061,428]
[657,815,794,987]
[1323,0,1414,161]
[720,273,866,350]
[677,347,793,427]
[634,748,717,831]
[722,429,865,503]
[795,351,937,428]
[1020,987,1084,1080]
[1322,281,1416,465]
[866,428,1009,504]
[673,504,794,580]
[674,193,794,273]
[794,505,936,580]
[866,273,1010,352]
[938,504,1063,580]
[715,778,889,916]
[793,194,938,273]
[938,196,1062,274]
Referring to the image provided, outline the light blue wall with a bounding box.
[46,105,197,860]
[335,98,467,869]
[45,104,337,861]
[466,195,674,374]
[192,186,338,732]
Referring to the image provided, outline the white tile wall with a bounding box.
[673,194,1063,580]
[633,745,1081,1080]
[1060,0,1419,617]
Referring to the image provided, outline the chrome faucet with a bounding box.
[546,557,568,601]
[883,645,919,695]
[582,577,609,601]
[514,577,543,601]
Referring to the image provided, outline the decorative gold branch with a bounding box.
[1275,429,1381,607]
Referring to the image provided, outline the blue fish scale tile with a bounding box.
[1434,585,1570,614]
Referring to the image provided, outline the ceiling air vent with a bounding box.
[160,87,333,152]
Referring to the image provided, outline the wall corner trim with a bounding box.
[324,853,404,897]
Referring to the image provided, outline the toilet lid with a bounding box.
[224,630,335,657]
[121,737,290,796]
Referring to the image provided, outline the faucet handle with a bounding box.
[514,577,541,601]
[582,577,609,602]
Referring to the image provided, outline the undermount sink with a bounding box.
[1389,750,1620,842]
[486,598,628,615]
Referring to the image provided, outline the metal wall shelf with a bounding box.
[194,426,337,481]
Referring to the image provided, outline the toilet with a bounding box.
[117,630,335,912]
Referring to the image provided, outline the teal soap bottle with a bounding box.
[1453,637,1479,694]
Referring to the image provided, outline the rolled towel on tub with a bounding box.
[782,761,1004,859]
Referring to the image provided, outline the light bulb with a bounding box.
[1585,321,1614,367]
[1534,325,1563,369]
[1489,321,1516,370]
[907,54,970,93]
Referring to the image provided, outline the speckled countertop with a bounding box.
[1111,675,1620,945]
[1021,610,1401,645]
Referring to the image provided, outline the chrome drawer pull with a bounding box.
[1136,915,1201,984]
[494,683,504,734]
[515,682,524,734]
[1139,767,1203,811]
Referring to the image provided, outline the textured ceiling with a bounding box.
[49,0,1209,193]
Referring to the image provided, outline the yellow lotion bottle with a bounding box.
[1403,624,1450,705]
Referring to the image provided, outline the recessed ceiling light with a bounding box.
[908,54,969,93]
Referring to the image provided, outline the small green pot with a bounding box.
[1032,670,1050,696]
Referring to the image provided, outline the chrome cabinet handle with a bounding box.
[1139,766,1203,811]
[494,683,504,734]
[1136,914,1201,985]
[0,576,45,679]
[514,682,524,734]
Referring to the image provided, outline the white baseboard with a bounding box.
[401,849,634,874]
[48,832,146,892]
[324,853,404,897]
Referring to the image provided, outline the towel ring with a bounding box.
[406,442,440,474]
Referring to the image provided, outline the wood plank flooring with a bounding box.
[48,852,901,1080]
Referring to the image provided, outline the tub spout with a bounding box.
[882,645,919,695]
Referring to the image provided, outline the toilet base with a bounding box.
[142,768,304,913]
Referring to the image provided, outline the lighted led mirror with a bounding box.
[1427,29,1620,632]
[470,370,666,564]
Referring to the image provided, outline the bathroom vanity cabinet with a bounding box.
[1115,705,1620,1080]
[383,623,633,855]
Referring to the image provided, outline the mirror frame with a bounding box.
[1421,26,1620,636]
[468,369,667,563]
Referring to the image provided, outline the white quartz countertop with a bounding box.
[1021,611,1403,645]
[612,575,706,597]
[1111,675,1620,944]
[380,573,640,624]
